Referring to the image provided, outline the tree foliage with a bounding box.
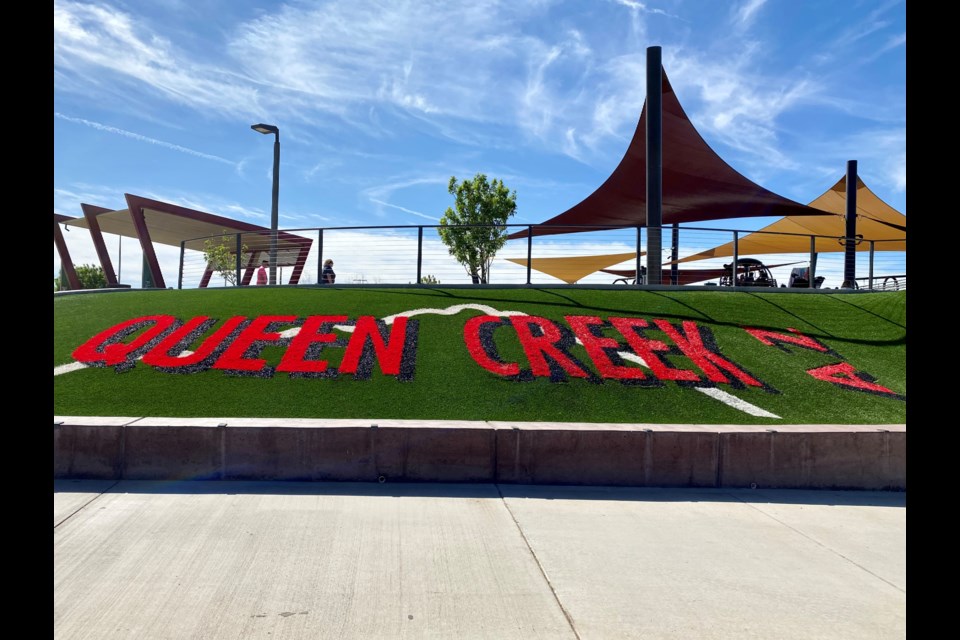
[438,173,517,284]
[75,264,106,290]
[419,274,441,284]
[203,235,249,286]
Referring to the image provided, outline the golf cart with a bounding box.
[719,258,778,288]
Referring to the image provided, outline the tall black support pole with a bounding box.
[526,226,533,285]
[809,236,817,288]
[670,223,679,285]
[235,233,243,287]
[868,240,875,290]
[178,241,185,290]
[270,133,280,285]
[636,226,643,286]
[732,231,739,285]
[417,226,423,284]
[646,46,663,285]
[317,229,324,283]
[842,160,858,288]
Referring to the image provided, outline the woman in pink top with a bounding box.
[256,260,268,285]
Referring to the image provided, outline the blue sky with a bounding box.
[54,0,906,287]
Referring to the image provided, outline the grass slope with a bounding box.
[54,288,906,424]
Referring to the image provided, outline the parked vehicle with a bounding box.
[787,266,825,289]
[719,258,778,287]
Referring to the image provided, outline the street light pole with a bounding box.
[251,123,280,285]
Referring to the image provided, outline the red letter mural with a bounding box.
[340,316,412,378]
[567,315,646,380]
[653,320,764,388]
[142,316,247,371]
[73,315,178,370]
[806,362,904,400]
[276,315,348,374]
[213,315,298,373]
[510,315,590,380]
[609,317,698,382]
[464,315,520,376]
[744,327,838,356]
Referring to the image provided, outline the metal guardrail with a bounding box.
[172,223,905,291]
[854,275,906,291]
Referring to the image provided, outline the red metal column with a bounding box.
[54,218,82,290]
[288,243,311,284]
[80,204,119,286]
[199,264,214,288]
[240,251,262,286]
[124,194,166,289]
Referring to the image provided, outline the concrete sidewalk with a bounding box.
[54,481,905,640]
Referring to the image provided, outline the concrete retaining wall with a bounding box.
[53,417,906,490]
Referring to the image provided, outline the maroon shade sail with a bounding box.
[508,70,828,240]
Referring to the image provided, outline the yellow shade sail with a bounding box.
[676,176,906,263]
[505,252,640,284]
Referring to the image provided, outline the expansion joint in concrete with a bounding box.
[494,483,582,640]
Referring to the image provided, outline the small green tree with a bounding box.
[438,173,517,284]
[203,235,249,286]
[75,264,107,289]
[420,274,440,284]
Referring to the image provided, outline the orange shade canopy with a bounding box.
[676,176,906,263]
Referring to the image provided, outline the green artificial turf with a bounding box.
[53,287,906,424]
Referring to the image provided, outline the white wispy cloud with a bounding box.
[225,0,527,122]
[134,189,267,222]
[811,0,903,67]
[303,159,344,181]
[54,0,903,216]
[54,184,126,215]
[820,128,906,197]
[54,1,266,118]
[665,50,819,171]
[860,32,906,65]
[732,0,767,28]
[53,0,637,162]
[369,199,439,222]
[55,112,237,166]
[609,0,676,18]
[362,176,451,203]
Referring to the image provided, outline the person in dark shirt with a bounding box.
[321,259,336,284]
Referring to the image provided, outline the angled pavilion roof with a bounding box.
[508,69,828,240]
[55,194,314,288]
[675,176,906,263]
[63,195,312,260]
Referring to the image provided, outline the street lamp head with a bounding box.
[251,123,279,135]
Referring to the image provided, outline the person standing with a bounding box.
[321,259,336,284]
[256,260,268,285]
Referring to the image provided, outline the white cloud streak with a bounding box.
[665,51,819,172]
[55,112,237,167]
[369,199,439,222]
[609,0,676,18]
[54,1,265,118]
[733,0,767,28]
